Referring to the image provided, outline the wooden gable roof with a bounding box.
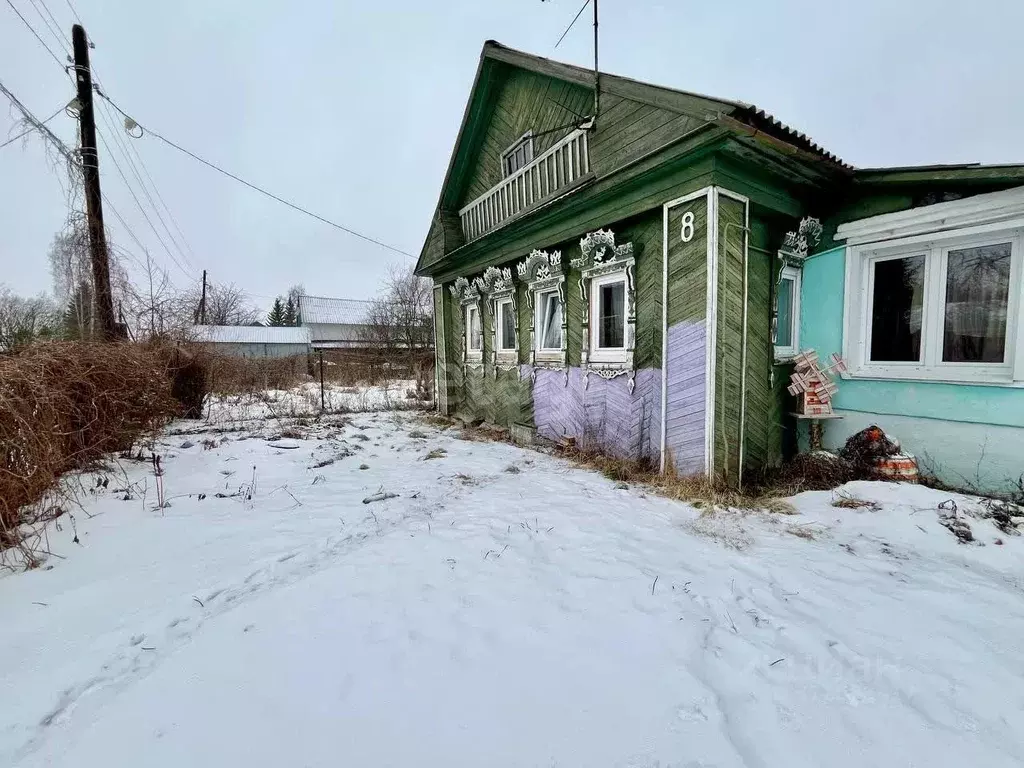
[416,41,850,275]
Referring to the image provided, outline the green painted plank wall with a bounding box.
[713,195,746,483]
[459,69,594,209]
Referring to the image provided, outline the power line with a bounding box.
[554,0,591,49]
[35,0,72,46]
[94,120,193,280]
[4,0,68,71]
[0,77,76,164]
[61,0,80,24]
[0,104,63,149]
[26,0,70,53]
[94,97,195,271]
[98,96,197,264]
[95,89,417,259]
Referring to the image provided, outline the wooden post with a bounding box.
[199,269,207,324]
[318,349,325,412]
[72,24,117,340]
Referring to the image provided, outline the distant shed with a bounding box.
[191,325,311,358]
[298,295,373,350]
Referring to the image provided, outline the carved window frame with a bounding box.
[516,248,567,372]
[572,229,636,389]
[449,276,484,370]
[483,265,518,371]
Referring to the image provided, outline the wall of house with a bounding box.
[305,323,368,344]
[203,343,309,359]
[801,245,1024,492]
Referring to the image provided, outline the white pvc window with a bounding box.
[590,272,627,364]
[536,289,563,352]
[845,230,1021,383]
[465,305,482,355]
[775,265,800,360]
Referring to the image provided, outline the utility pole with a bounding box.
[199,269,207,324]
[593,0,599,124]
[72,24,117,341]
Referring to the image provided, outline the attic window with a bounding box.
[501,132,534,177]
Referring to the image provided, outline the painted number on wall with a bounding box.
[680,211,695,243]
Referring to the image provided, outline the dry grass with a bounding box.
[555,445,797,514]
[0,341,182,566]
[831,491,881,511]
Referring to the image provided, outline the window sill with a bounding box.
[846,366,1022,388]
[466,352,483,363]
[495,352,517,365]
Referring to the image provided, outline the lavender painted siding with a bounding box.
[664,320,706,475]
[527,366,661,459]
[530,367,585,444]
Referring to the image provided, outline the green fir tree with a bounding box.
[267,297,286,326]
[284,297,297,326]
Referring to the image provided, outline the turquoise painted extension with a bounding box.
[801,246,1024,492]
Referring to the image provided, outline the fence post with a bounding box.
[319,349,325,412]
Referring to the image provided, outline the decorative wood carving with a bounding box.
[517,249,566,377]
[574,229,636,384]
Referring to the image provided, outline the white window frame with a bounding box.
[843,226,1023,385]
[501,131,534,178]
[465,304,483,361]
[535,288,563,355]
[495,297,516,355]
[589,271,629,365]
[774,265,801,361]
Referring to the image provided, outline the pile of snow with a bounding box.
[1,411,1022,767]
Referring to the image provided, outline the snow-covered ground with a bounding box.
[202,379,422,428]
[2,403,1023,767]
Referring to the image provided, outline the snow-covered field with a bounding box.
[2,400,1023,767]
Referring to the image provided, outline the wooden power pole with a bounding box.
[199,269,207,324]
[72,24,117,340]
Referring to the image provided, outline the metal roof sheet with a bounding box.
[191,325,311,345]
[298,295,372,325]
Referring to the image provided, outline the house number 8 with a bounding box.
[680,211,695,243]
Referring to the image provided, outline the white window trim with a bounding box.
[774,265,801,361]
[500,131,534,178]
[589,271,629,365]
[495,297,516,358]
[465,304,483,361]
[535,288,563,358]
[843,226,1023,385]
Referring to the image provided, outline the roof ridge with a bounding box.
[298,294,373,303]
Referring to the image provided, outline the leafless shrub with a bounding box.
[0,342,181,567]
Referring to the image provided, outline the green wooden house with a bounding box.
[416,41,1024,490]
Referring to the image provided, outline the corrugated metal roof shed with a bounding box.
[191,325,312,345]
[299,295,372,325]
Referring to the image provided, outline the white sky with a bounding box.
[2,0,1022,311]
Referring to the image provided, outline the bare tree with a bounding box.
[362,265,434,395]
[0,286,61,353]
[120,252,181,338]
[181,281,261,326]
[48,217,131,339]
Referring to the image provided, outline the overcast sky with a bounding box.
[2,0,1022,312]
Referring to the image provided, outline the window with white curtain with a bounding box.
[844,230,1020,383]
[465,305,482,357]
[536,289,563,352]
[496,298,516,352]
[590,272,627,363]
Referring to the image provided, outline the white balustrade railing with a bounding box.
[459,129,590,243]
